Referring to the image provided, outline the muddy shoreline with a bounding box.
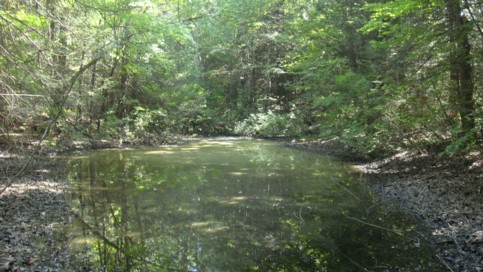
[285,139,483,272]
[1,138,482,271]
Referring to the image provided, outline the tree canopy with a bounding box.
[1,0,481,155]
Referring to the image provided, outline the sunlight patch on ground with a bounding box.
[71,237,97,245]
[181,147,200,151]
[144,150,175,155]
[3,181,66,196]
[351,165,365,172]
[60,155,89,160]
[200,141,235,146]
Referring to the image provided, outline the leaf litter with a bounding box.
[287,140,482,272]
[0,149,74,272]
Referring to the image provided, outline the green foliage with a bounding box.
[442,111,483,156]
[125,106,167,138]
[234,107,305,138]
[312,72,382,154]
[362,0,442,36]
[95,106,168,144]
[0,0,480,156]
[102,110,126,139]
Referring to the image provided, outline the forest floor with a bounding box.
[286,139,483,272]
[0,138,482,271]
[0,146,72,271]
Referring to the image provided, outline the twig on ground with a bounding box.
[447,223,463,253]
[436,254,455,272]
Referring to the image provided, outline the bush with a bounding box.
[98,107,168,144]
[233,110,305,137]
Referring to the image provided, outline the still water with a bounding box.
[66,138,441,271]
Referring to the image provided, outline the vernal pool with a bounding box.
[64,138,442,271]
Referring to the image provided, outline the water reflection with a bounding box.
[66,139,442,271]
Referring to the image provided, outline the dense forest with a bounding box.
[1,0,482,155]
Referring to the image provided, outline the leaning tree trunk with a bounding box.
[445,0,475,133]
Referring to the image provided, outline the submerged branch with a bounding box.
[336,182,361,201]
[345,216,403,236]
[337,250,370,272]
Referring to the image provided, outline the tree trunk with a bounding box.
[445,0,475,132]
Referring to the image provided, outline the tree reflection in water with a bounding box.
[65,139,442,271]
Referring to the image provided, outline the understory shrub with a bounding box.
[233,110,305,137]
[99,107,168,143]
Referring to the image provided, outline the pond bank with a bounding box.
[1,138,482,271]
[285,139,483,272]
[0,137,202,271]
[0,148,71,271]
